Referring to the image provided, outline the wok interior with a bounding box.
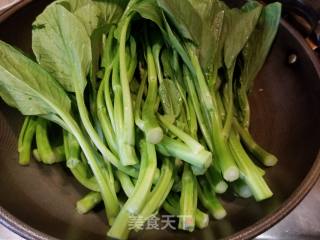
[0,0,320,239]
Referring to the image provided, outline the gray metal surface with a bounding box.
[257,179,320,240]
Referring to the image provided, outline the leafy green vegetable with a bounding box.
[74,1,127,36]
[0,0,282,238]
[223,4,263,70]
[32,4,91,92]
[238,2,282,127]
[0,40,71,115]
[189,0,226,75]
[0,39,119,224]
[157,0,202,45]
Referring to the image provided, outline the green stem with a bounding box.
[18,116,37,165]
[157,135,212,170]
[119,15,135,147]
[187,44,215,122]
[107,158,174,239]
[222,68,235,139]
[152,37,164,84]
[59,109,120,224]
[206,164,228,194]
[183,66,213,152]
[179,164,197,232]
[197,177,227,220]
[233,119,278,167]
[63,131,100,192]
[102,28,116,131]
[127,36,137,82]
[163,195,209,229]
[216,92,226,122]
[142,30,163,144]
[139,158,174,218]
[125,141,157,214]
[232,179,252,198]
[158,114,204,154]
[187,97,198,139]
[112,55,138,166]
[116,170,135,197]
[134,66,147,130]
[76,191,102,214]
[76,80,137,175]
[35,118,63,164]
[229,130,273,201]
[185,47,240,182]
[238,88,250,128]
[97,77,117,154]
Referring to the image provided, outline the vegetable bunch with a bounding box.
[0,0,281,239]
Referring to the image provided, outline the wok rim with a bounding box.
[0,1,320,240]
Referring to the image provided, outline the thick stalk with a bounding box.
[163,199,209,229]
[134,66,147,130]
[77,89,137,174]
[116,170,135,197]
[63,131,100,193]
[35,118,63,164]
[59,107,120,224]
[157,135,212,170]
[119,15,135,147]
[138,158,174,219]
[127,36,137,82]
[102,28,116,131]
[197,177,227,220]
[229,130,273,201]
[97,78,117,154]
[232,179,252,198]
[222,69,235,139]
[158,114,204,153]
[125,141,157,214]
[233,119,278,167]
[112,55,138,166]
[142,30,163,144]
[183,66,213,152]
[206,164,228,194]
[107,158,174,239]
[179,164,196,232]
[185,47,240,182]
[76,191,102,214]
[187,44,215,121]
[18,116,37,165]
[238,89,251,128]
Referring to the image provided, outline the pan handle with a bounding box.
[272,0,320,51]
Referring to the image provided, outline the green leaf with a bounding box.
[133,0,164,30]
[223,3,263,69]
[32,4,92,93]
[241,2,282,91]
[161,14,194,74]
[74,1,127,36]
[124,0,194,74]
[157,0,202,45]
[0,40,71,116]
[56,0,91,12]
[189,0,228,17]
[188,0,228,75]
[200,10,225,73]
[0,84,15,107]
